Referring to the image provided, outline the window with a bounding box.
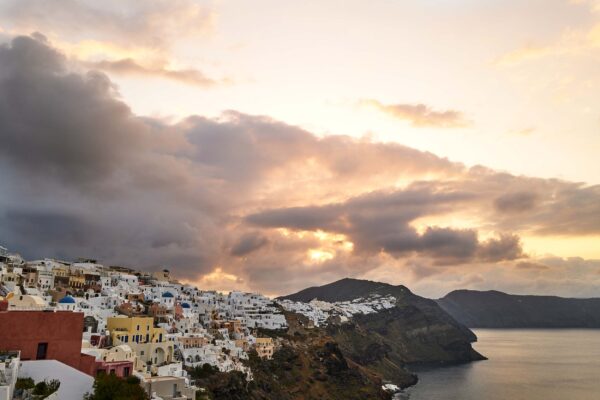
[146,334,149,343]
[36,342,48,360]
[124,367,130,377]
[137,325,140,331]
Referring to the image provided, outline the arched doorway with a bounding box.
[155,347,166,365]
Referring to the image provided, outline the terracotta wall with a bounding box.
[0,311,85,371]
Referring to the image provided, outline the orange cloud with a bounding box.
[82,58,226,87]
[361,99,471,128]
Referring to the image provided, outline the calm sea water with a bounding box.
[401,329,600,400]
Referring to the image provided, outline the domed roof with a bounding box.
[181,302,191,308]
[162,292,174,298]
[59,295,76,304]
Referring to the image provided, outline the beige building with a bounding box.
[152,270,171,282]
[6,293,46,310]
[255,337,275,359]
[178,335,209,349]
[140,375,197,400]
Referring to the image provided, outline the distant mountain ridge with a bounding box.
[437,289,600,328]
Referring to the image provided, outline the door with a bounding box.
[36,342,48,359]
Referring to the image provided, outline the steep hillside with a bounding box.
[438,290,600,328]
[280,278,485,386]
[196,311,393,400]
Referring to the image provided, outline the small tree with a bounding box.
[15,377,35,391]
[84,374,148,400]
[189,363,219,380]
[32,379,60,397]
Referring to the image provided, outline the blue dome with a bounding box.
[59,295,76,304]
[181,302,191,308]
[162,292,174,298]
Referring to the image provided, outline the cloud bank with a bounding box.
[0,35,599,297]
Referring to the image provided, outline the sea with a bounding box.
[397,329,600,400]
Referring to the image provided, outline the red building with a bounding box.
[95,360,134,377]
[0,310,95,375]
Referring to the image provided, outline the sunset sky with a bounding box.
[0,0,599,298]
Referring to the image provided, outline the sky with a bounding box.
[0,0,599,298]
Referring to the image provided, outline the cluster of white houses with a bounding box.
[0,246,286,400]
[277,294,397,326]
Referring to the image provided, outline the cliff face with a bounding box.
[197,311,392,400]
[437,290,600,328]
[281,278,485,387]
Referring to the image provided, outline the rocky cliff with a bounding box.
[281,279,485,386]
[195,311,392,400]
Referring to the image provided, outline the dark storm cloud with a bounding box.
[0,35,146,186]
[230,233,269,257]
[515,261,550,271]
[0,35,468,283]
[494,191,539,213]
[0,209,94,248]
[477,233,524,262]
[246,205,343,231]
[246,188,524,265]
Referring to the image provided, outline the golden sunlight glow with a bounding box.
[201,267,239,283]
[308,249,335,263]
[56,38,162,63]
[305,230,355,263]
[180,267,247,294]
[522,235,600,259]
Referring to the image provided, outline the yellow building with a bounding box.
[107,316,174,368]
[53,266,69,277]
[68,273,85,289]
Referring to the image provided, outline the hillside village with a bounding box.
[0,245,401,399]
